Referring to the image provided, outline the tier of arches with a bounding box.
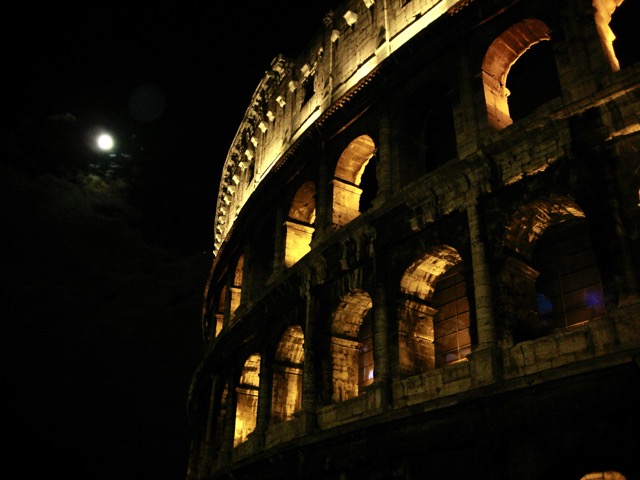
[191,3,639,477]
[213,0,638,252]
[214,192,607,449]
[481,0,638,130]
[205,1,637,340]
[213,0,637,249]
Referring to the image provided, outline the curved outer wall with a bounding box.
[212,0,467,255]
[189,0,640,479]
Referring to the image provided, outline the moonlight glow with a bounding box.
[96,133,115,151]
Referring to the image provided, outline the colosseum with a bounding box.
[186,1,640,479]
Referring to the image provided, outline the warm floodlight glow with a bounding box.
[96,133,114,151]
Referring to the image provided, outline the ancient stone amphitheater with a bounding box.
[186,1,640,479]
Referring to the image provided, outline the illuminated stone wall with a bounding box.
[190,1,640,479]
[213,0,467,255]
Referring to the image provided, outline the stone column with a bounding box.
[219,373,237,466]
[301,289,318,433]
[609,206,640,306]
[599,153,640,306]
[253,351,273,448]
[312,155,333,245]
[223,274,233,328]
[373,106,392,207]
[372,279,392,408]
[271,206,286,278]
[455,46,481,157]
[466,191,501,385]
[467,194,496,347]
[241,239,254,302]
[199,375,220,477]
[186,435,200,480]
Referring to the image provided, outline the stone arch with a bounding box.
[504,195,586,261]
[330,290,373,402]
[234,353,260,446]
[482,19,553,129]
[230,255,244,317]
[579,472,627,480]
[332,135,377,227]
[398,245,470,375]
[503,195,606,343]
[285,181,316,267]
[271,325,305,422]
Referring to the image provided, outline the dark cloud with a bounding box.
[2,160,207,480]
[3,3,346,479]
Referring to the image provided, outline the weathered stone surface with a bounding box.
[187,1,640,479]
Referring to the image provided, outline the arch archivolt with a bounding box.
[482,18,552,129]
[272,325,305,422]
[330,289,373,402]
[503,194,585,260]
[333,135,377,227]
[500,194,606,343]
[397,246,469,375]
[234,353,261,446]
[285,181,317,267]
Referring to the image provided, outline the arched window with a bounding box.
[505,40,561,122]
[532,216,606,333]
[330,290,373,402]
[398,246,470,376]
[432,263,472,366]
[503,196,606,342]
[284,181,316,267]
[272,326,304,422]
[332,135,377,227]
[234,353,260,446]
[482,19,559,129]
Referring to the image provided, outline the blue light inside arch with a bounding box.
[536,293,553,315]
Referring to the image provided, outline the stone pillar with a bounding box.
[467,194,496,347]
[223,275,233,328]
[466,191,501,385]
[372,279,392,408]
[601,157,640,306]
[455,46,481,157]
[219,373,237,466]
[186,435,200,480]
[373,107,392,206]
[312,156,333,245]
[253,352,273,449]
[301,290,318,433]
[563,1,614,100]
[271,206,286,278]
[241,240,254,302]
[199,375,220,477]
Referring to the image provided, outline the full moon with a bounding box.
[96,133,115,151]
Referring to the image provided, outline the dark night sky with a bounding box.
[3,4,340,479]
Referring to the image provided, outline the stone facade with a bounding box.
[187,0,640,479]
